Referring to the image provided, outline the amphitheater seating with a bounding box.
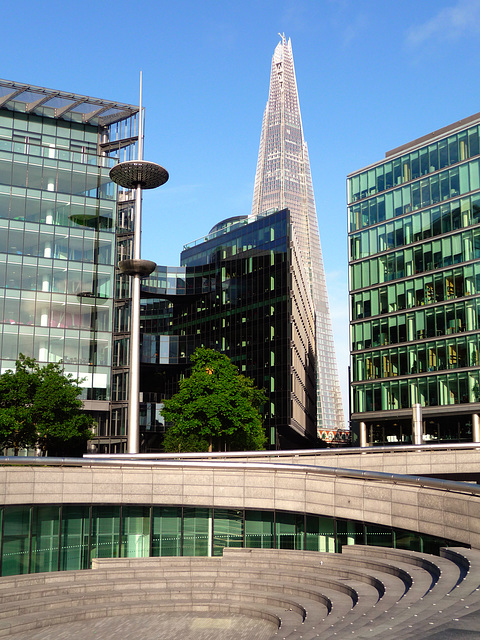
[0,546,479,638]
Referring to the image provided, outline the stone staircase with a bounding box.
[0,546,478,639]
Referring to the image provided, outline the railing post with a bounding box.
[359,422,367,448]
[473,413,480,443]
[412,404,423,445]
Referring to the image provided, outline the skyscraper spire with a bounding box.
[252,36,345,432]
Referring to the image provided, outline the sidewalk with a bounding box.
[8,612,276,640]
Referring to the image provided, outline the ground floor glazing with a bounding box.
[0,504,462,577]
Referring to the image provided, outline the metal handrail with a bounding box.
[1,456,479,498]
[83,441,480,460]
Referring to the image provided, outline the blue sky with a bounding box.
[4,0,480,420]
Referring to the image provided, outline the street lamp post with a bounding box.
[109,75,169,453]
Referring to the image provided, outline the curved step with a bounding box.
[0,546,477,639]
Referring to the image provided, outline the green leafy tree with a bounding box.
[0,355,95,456]
[162,347,267,452]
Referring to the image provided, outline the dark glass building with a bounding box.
[139,208,318,450]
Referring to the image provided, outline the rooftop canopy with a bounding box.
[0,79,139,127]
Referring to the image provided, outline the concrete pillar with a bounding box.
[359,421,367,448]
[473,414,480,443]
[407,316,415,342]
[412,403,423,445]
[467,304,476,331]
[41,275,50,292]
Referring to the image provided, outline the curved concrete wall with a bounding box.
[1,462,479,549]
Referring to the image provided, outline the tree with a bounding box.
[162,347,267,452]
[0,355,95,456]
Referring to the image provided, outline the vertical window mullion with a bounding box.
[273,510,277,549]
[118,505,123,558]
[27,506,33,574]
[180,506,184,556]
[57,505,62,572]
[149,506,153,559]
[0,507,4,576]
[211,507,214,557]
[87,505,92,569]
[242,509,246,548]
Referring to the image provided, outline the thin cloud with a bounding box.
[341,13,368,47]
[406,0,480,47]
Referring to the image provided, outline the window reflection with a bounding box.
[0,504,461,576]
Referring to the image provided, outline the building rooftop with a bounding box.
[0,79,139,127]
[385,110,480,159]
[183,208,280,250]
[347,110,480,178]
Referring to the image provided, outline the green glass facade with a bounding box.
[348,113,480,444]
[0,81,140,452]
[0,503,459,577]
[139,209,318,450]
[0,110,114,390]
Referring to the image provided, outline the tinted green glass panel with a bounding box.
[152,507,181,557]
[365,523,393,548]
[2,506,30,576]
[245,510,274,549]
[60,505,90,571]
[183,507,211,556]
[121,506,150,558]
[91,506,120,560]
[336,519,363,551]
[305,515,335,552]
[394,529,423,552]
[276,512,304,550]
[213,509,243,556]
[31,505,59,573]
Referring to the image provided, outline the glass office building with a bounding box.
[0,80,139,450]
[348,113,480,445]
[139,208,318,450]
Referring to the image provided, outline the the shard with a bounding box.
[251,34,345,431]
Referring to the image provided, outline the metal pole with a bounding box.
[127,265,141,453]
[138,71,144,162]
[110,72,168,455]
[127,73,144,454]
[412,403,423,445]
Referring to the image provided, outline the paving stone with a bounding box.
[6,612,276,640]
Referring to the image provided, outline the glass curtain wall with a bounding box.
[0,504,461,577]
[0,83,141,453]
[0,110,116,404]
[349,113,480,444]
[140,208,317,451]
